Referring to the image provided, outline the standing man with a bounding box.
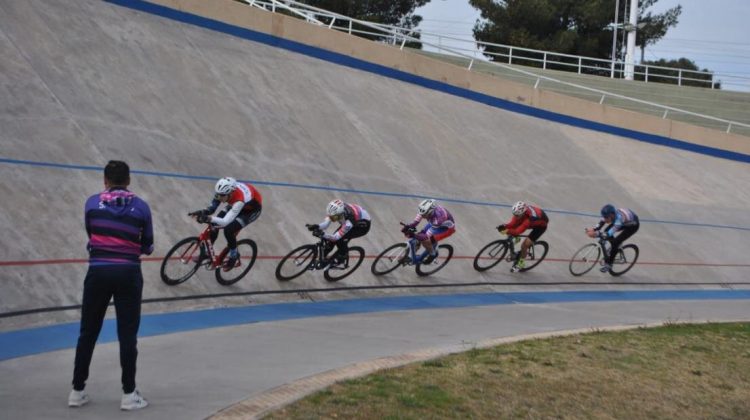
[69,160,153,411]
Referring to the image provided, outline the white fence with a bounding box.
[241,0,750,135]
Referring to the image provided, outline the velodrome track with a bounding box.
[1,0,749,418]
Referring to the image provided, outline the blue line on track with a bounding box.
[1,289,749,361]
[2,156,749,231]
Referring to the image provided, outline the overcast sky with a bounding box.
[414,0,750,90]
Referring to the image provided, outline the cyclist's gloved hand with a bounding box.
[196,214,210,224]
[496,224,506,232]
[188,209,205,217]
[306,223,319,232]
[312,229,324,238]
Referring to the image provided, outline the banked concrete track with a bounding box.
[0,0,749,417]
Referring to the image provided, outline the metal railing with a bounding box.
[240,0,750,135]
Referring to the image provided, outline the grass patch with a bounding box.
[265,323,750,419]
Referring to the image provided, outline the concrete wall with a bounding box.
[152,0,750,153]
[0,0,748,331]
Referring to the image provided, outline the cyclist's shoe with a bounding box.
[422,250,438,265]
[223,251,240,271]
[120,390,148,411]
[600,263,612,273]
[398,254,411,265]
[68,389,90,407]
[329,253,346,268]
[510,259,526,273]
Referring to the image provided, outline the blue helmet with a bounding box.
[600,204,616,218]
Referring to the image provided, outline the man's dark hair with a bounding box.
[104,160,130,186]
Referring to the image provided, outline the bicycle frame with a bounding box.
[184,225,227,270]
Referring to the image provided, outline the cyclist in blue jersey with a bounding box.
[586,204,640,272]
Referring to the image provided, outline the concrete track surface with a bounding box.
[0,0,748,418]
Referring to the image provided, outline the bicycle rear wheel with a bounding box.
[608,244,639,276]
[569,243,601,276]
[371,243,409,276]
[416,244,453,277]
[215,239,258,285]
[275,244,317,281]
[520,240,549,272]
[472,240,508,272]
[160,236,201,285]
[324,246,365,282]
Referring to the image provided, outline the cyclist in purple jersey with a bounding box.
[403,199,456,264]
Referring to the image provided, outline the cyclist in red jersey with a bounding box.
[497,201,549,272]
[192,177,262,270]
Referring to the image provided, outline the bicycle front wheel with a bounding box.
[472,240,508,272]
[324,246,365,282]
[215,239,258,285]
[609,244,639,276]
[520,240,549,272]
[416,244,453,277]
[275,244,317,281]
[568,243,601,276]
[371,243,409,276]
[160,237,201,286]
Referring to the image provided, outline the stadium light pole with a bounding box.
[610,0,620,78]
[624,0,639,80]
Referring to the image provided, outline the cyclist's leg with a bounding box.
[606,224,639,265]
[334,220,370,259]
[222,207,261,249]
[522,226,547,259]
[422,225,455,262]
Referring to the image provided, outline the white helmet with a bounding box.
[511,201,527,216]
[418,199,436,216]
[326,199,346,216]
[214,177,237,195]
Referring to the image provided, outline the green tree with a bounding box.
[636,0,682,62]
[469,0,682,72]
[298,0,430,48]
[638,58,719,88]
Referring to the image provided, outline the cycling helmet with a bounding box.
[214,177,237,195]
[601,204,616,218]
[511,201,528,216]
[418,199,436,216]
[327,199,346,217]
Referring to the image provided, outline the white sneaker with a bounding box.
[68,389,90,407]
[600,264,612,273]
[121,390,148,411]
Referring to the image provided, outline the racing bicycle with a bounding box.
[371,223,454,277]
[568,236,639,276]
[473,234,548,272]
[275,228,365,282]
[160,216,257,286]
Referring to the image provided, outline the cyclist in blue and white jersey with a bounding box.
[586,204,640,272]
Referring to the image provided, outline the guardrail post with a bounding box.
[678,69,682,86]
[578,57,582,74]
[508,47,513,64]
[662,109,669,119]
[328,17,336,29]
[400,36,407,50]
[543,53,547,70]
[599,94,606,104]
[727,123,733,134]
[645,67,649,83]
[468,59,474,71]
[348,20,352,34]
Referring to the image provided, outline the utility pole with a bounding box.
[624,0,638,80]
[610,0,620,78]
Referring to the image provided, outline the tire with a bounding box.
[275,244,317,281]
[608,244,639,277]
[416,244,453,277]
[472,240,509,272]
[568,243,601,276]
[160,237,201,286]
[371,243,409,276]
[520,240,549,272]
[214,239,258,285]
[324,246,365,282]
